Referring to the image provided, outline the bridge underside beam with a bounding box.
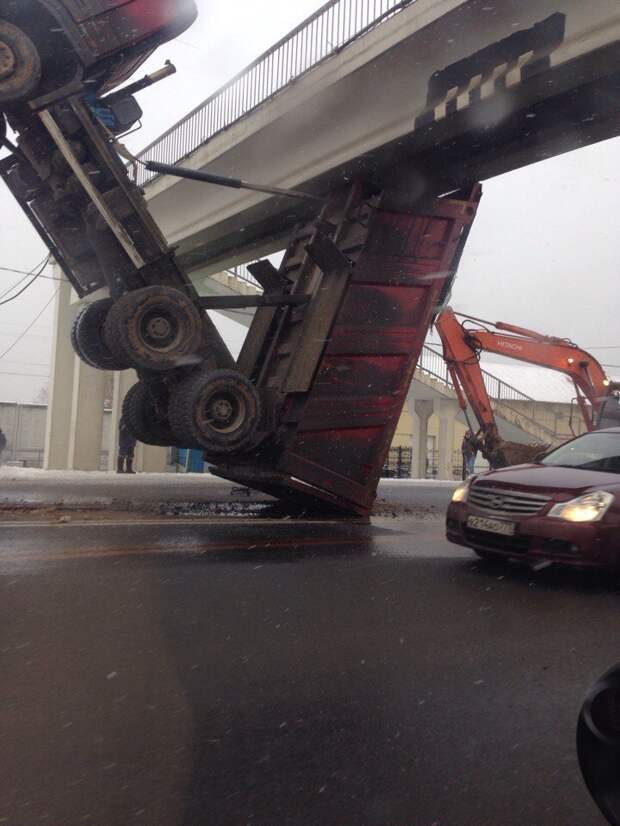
[166,25,620,272]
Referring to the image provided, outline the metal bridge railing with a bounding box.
[225,264,262,290]
[417,345,535,404]
[136,0,415,186]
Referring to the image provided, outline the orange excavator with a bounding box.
[434,308,620,468]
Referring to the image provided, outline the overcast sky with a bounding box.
[0,0,618,404]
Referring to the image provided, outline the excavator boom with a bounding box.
[435,308,618,468]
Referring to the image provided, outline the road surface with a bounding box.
[0,480,612,825]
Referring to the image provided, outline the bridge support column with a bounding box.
[437,399,459,480]
[412,400,433,479]
[67,357,107,471]
[44,278,81,469]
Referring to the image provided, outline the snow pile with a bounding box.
[0,467,220,484]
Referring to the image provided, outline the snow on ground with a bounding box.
[0,467,457,486]
[0,467,221,484]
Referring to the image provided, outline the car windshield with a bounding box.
[542,432,620,473]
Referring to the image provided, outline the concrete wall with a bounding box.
[498,400,588,441]
[0,403,48,466]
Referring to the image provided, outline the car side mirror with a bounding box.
[577,664,620,825]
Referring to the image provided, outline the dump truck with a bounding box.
[0,1,482,515]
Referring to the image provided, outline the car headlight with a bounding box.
[452,482,470,503]
[548,491,614,523]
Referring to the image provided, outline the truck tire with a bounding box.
[71,298,130,371]
[104,286,203,372]
[168,369,261,454]
[122,381,179,448]
[0,20,41,104]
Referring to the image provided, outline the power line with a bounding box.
[585,345,620,350]
[0,264,63,281]
[0,256,51,307]
[0,271,32,301]
[0,255,50,302]
[0,288,59,362]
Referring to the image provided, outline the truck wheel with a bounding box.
[71,298,130,371]
[0,20,41,104]
[104,286,203,372]
[168,369,260,454]
[122,381,179,448]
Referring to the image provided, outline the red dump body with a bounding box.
[214,185,482,515]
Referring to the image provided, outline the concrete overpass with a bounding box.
[44,0,620,472]
[138,0,620,272]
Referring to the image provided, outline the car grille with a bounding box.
[464,528,530,554]
[468,486,549,516]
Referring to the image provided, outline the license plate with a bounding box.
[467,515,515,536]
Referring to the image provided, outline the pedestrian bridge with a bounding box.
[138,0,620,274]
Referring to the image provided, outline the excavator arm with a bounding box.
[466,317,611,430]
[434,307,500,449]
[435,308,619,468]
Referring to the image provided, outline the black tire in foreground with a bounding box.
[71,298,130,371]
[577,663,620,826]
[122,381,180,448]
[0,20,41,104]
[104,286,203,372]
[168,369,261,454]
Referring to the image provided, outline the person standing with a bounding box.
[0,427,6,465]
[461,429,480,478]
[117,417,137,474]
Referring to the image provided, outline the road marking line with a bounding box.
[0,535,369,563]
[0,517,356,529]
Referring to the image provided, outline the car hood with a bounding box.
[473,464,620,497]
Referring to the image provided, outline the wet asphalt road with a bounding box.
[0,507,616,825]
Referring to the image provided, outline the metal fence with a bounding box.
[136,0,415,185]
[382,445,412,478]
[225,264,262,290]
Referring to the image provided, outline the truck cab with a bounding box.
[0,0,197,105]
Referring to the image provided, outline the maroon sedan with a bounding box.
[446,428,620,569]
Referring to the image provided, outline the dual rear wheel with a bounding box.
[168,369,261,455]
[71,287,261,455]
[123,371,260,455]
[71,286,202,372]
